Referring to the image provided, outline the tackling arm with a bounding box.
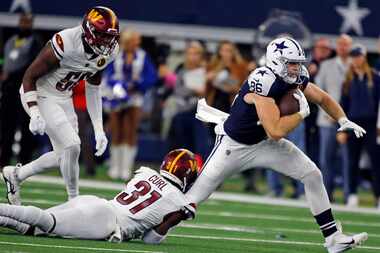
[142,210,187,244]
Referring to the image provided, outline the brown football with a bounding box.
[277,88,300,116]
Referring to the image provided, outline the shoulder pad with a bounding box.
[50,27,79,60]
[135,166,157,175]
[247,67,276,96]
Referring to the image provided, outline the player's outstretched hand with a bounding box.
[293,89,310,119]
[29,106,46,135]
[95,131,108,156]
[338,117,366,138]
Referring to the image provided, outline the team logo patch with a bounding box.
[88,9,104,23]
[97,58,106,67]
[55,34,64,51]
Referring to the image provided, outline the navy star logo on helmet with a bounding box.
[273,41,288,55]
[257,70,267,76]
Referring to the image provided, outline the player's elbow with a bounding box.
[142,229,167,245]
[266,128,285,141]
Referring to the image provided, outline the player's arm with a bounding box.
[142,210,187,244]
[244,93,304,141]
[303,82,346,121]
[22,43,60,108]
[304,82,366,138]
[22,43,60,135]
[85,70,108,156]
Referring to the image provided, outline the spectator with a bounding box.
[0,13,42,167]
[306,37,332,165]
[206,41,249,113]
[73,80,96,176]
[315,34,352,201]
[340,44,380,208]
[164,41,212,160]
[103,29,158,180]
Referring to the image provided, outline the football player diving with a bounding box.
[0,149,197,244]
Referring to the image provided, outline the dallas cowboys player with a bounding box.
[187,37,367,253]
[2,6,119,204]
[0,149,197,244]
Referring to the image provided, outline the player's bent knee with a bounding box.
[301,168,323,185]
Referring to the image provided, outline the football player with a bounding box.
[2,6,119,204]
[187,37,368,253]
[0,149,197,243]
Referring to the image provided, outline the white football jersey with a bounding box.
[110,166,195,239]
[36,26,118,99]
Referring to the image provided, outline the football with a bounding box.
[277,88,300,116]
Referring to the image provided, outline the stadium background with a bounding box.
[0,1,380,252]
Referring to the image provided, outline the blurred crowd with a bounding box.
[1,13,380,208]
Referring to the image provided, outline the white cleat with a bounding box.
[2,164,22,205]
[325,223,368,253]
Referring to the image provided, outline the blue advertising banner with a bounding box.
[0,0,379,38]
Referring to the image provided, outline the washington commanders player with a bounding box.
[0,149,197,244]
[2,6,119,204]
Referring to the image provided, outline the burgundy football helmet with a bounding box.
[82,6,119,56]
[160,149,198,192]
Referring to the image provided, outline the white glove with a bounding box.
[338,117,366,138]
[29,106,46,135]
[293,89,310,119]
[95,131,108,156]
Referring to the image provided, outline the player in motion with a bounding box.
[2,6,120,204]
[188,37,368,253]
[0,149,197,243]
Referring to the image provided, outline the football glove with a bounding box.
[338,117,366,138]
[29,106,46,135]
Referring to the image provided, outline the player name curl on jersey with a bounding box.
[36,26,119,99]
[110,167,195,239]
[223,66,309,145]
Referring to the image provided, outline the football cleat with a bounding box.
[324,222,368,253]
[2,164,22,205]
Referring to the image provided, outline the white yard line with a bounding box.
[23,175,380,215]
[199,211,380,228]
[169,234,380,251]
[0,241,166,253]
[179,223,380,238]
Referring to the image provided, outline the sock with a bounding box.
[0,216,30,234]
[121,144,137,180]
[59,145,80,200]
[314,209,338,238]
[0,204,54,233]
[17,151,59,181]
[109,145,122,177]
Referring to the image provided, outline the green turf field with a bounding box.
[0,179,379,253]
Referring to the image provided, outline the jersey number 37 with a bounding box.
[115,180,162,214]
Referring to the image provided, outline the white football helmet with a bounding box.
[266,37,306,84]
